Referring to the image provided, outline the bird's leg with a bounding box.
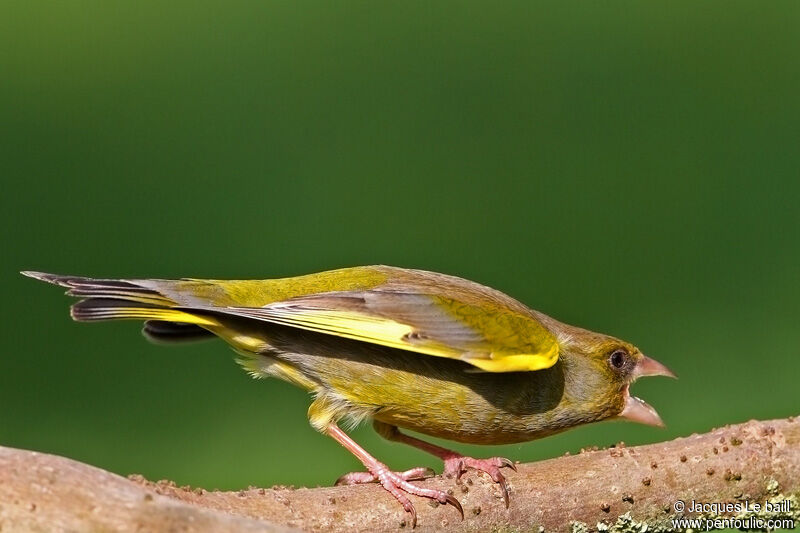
[307,397,462,527]
[373,420,516,507]
[326,425,463,527]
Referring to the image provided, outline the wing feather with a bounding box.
[26,266,560,372]
[210,287,559,372]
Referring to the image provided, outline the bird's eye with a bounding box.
[609,349,628,370]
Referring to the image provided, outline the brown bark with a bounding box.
[1,417,798,532]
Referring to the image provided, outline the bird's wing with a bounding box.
[26,266,560,372]
[211,286,559,373]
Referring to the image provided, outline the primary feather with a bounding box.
[22,266,559,372]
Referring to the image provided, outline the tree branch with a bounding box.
[1,417,798,532]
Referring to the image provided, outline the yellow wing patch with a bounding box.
[224,306,452,355]
[223,305,559,373]
[463,347,560,372]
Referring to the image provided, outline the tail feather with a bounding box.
[22,271,172,306]
[69,298,218,326]
[67,288,168,306]
[24,271,221,332]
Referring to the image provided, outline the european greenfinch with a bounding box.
[23,266,674,526]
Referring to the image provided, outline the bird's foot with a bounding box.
[336,464,462,528]
[442,455,516,507]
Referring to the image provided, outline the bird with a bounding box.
[22,265,674,527]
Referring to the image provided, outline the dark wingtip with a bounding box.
[21,271,69,286]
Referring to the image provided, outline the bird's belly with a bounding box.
[295,355,562,445]
[258,325,567,445]
[369,394,564,445]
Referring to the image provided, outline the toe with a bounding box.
[381,470,464,524]
[335,467,435,486]
[400,467,435,481]
[442,455,516,507]
[335,471,377,485]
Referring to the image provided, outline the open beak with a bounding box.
[618,393,664,427]
[618,355,675,427]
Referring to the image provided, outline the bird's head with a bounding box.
[553,326,676,427]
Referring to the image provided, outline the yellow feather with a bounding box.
[74,307,220,327]
[464,346,560,372]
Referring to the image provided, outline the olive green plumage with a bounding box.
[24,265,676,524]
[23,265,670,446]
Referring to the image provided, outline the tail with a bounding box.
[22,271,218,343]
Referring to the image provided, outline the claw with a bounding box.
[445,493,465,520]
[408,505,418,529]
[497,476,509,508]
[485,460,511,508]
[498,457,517,472]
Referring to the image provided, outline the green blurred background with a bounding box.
[1,1,798,493]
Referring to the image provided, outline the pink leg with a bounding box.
[327,425,463,528]
[374,421,516,508]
